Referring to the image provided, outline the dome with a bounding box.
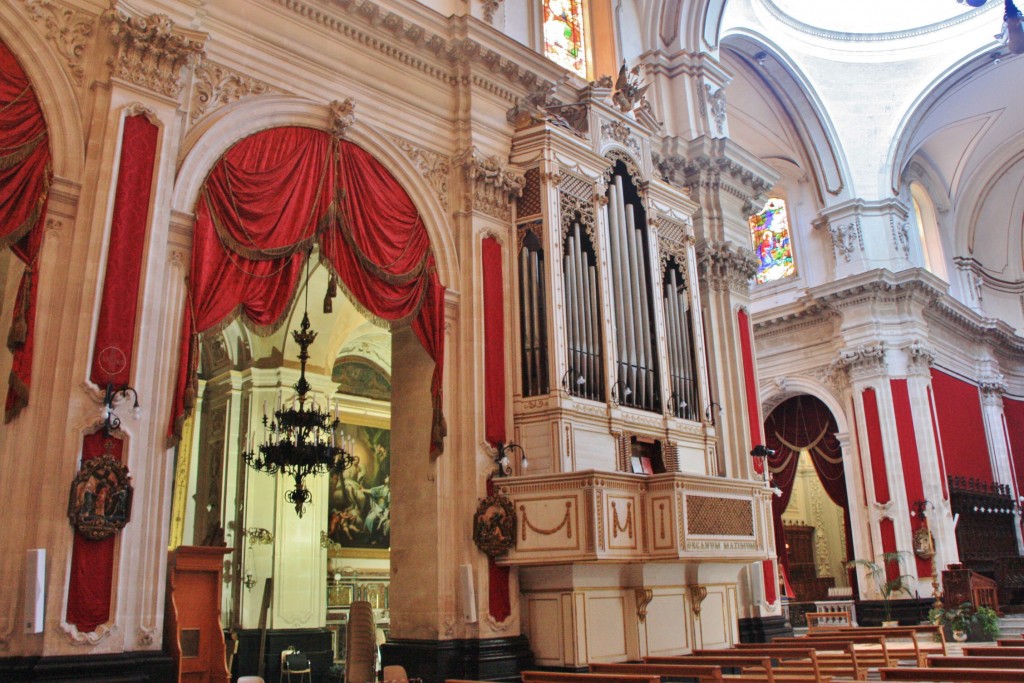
[765,0,986,36]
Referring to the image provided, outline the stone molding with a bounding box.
[190,60,275,123]
[24,0,96,86]
[104,5,206,99]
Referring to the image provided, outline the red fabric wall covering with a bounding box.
[890,379,930,577]
[737,309,763,473]
[66,115,158,632]
[929,369,992,481]
[862,388,890,504]
[0,40,52,422]
[927,387,949,500]
[879,517,898,582]
[1004,398,1024,498]
[481,237,511,621]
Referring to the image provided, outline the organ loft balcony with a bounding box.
[491,470,775,567]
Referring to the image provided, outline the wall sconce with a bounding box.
[102,382,140,435]
[704,401,721,426]
[611,380,632,406]
[242,527,272,592]
[493,442,527,478]
[665,391,686,416]
[561,368,586,397]
[244,527,274,545]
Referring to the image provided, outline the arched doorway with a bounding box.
[168,125,444,679]
[763,394,855,624]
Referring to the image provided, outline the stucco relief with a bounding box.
[456,146,525,222]
[828,220,864,263]
[25,0,95,86]
[104,7,206,99]
[190,61,274,123]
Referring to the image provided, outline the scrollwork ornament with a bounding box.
[25,0,95,86]
[191,61,272,123]
[473,493,516,557]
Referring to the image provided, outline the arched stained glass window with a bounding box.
[543,0,587,78]
[750,198,796,284]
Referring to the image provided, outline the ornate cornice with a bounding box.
[190,60,275,123]
[696,240,757,293]
[25,0,95,86]
[104,6,206,99]
[456,146,525,221]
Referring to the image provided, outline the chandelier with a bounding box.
[243,265,356,517]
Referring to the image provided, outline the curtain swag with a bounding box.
[170,126,446,456]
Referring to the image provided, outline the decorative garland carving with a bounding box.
[456,146,525,221]
[704,84,727,135]
[104,7,206,99]
[190,60,273,123]
[520,501,572,541]
[25,0,95,86]
[892,218,910,259]
[386,134,450,210]
[828,219,864,263]
[472,493,516,557]
[611,500,633,539]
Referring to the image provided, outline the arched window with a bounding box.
[749,198,796,285]
[909,182,948,281]
[543,0,587,77]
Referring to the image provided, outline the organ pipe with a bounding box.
[561,219,603,401]
[518,234,548,396]
[663,260,699,420]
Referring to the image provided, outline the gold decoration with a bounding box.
[67,447,133,541]
[473,494,516,557]
[913,526,935,560]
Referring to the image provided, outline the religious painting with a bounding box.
[67,451,133,540]
[328,424,390,549]
[749,197,796,285]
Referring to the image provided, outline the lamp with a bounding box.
[101,382,140,435]
[704,401,721,426]
[561,367,586,397]
[241,527,273,591]
[242,258,357,517]
[666,391,687,417]
[493,441,527,477]
[611,380,632,406]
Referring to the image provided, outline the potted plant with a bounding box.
[930,602,1001,642]
[846,551,915,626]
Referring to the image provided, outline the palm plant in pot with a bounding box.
[846,551,915,626]
[930,602,1001,642]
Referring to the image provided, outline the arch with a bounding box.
[956,137,1024,268]
[0,5,85,180]
[720,33,851,203]
[908,179,949,281]
[173,95,457,289]
[760,376,850,438]
[646,0,729,52]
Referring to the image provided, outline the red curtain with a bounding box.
[764,395,850,575]
[171,127,445,455]
[0,40,51,422]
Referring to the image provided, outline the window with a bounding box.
[750,198,796,285]
[543,0,587,78]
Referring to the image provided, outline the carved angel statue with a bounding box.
[612,62,650,113]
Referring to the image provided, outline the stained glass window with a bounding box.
[750,198,796,284]
[543,0,587,78]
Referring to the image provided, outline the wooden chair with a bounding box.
[280,650,312,683]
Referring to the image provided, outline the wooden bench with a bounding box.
[880,667,1023,681]
[996,636,1024,646]
[521,672,660,683]
[767,634,896,667]
[927,655,1024,669]
[588,662,725,682]
[961,646,1024,656]
[806,611,853,632]
[779,627,944,665]
[643,654,829,683]
[718,645,866,680]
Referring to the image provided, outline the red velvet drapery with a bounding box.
[0,40,51,422]
[764,395,850,575]
[170,127,446,455]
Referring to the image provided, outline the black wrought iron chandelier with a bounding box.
[242,262,356,517]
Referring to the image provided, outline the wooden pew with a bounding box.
[521,672,660,683]
[588,662,725,682]
[996,637,1024,646]
[715,644,867,680]
[776,627,941,665]
[643,654,830,683]
[927,655,1024,669]
[765,633,896,667]
[961,646,1024,656]
[880,667,1023,681]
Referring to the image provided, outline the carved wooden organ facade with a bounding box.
[509,85,715,479]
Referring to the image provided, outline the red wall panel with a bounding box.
[929,370,991,481]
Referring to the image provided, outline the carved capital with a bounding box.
[979,373,1007,398]
[456,146,525,221]
[836,342,887,378]
[696,241,757,293]
[104,6,205,99]
[907,340,935,373]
